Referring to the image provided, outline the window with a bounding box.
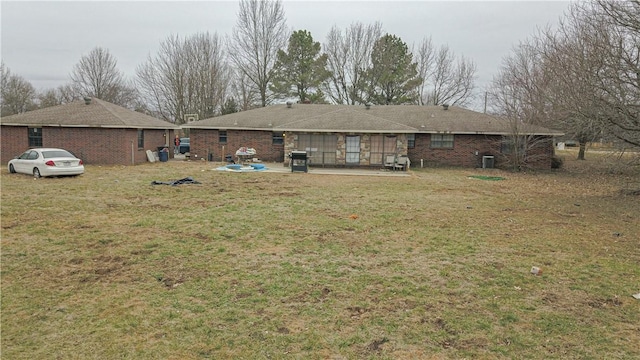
[297,134,337,165]
[137,129,144,149]
[272,132,284,145]
[501,136,526,154]
[28,128,43,147]
[27,150,39,160]
[407,134,415,149]
[370,135,397,165]
[431,134,454,148]
[219,130,227,144]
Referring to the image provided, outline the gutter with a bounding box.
[1,123,179,130]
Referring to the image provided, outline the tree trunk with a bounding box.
[577,142,586,160]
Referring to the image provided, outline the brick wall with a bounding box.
[1,125,173,165]
[408,133,555,169]
[190,129,285,162]
[407,134,498,168]
[1,126,28,163]
[183,129,556,169]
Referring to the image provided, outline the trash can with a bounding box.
[158,146,169,162]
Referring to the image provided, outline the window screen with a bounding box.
[345,136,360,164]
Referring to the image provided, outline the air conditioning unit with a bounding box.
[482,155,495,169]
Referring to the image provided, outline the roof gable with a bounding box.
[0,98,178,129]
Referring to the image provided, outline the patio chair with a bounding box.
[396,155,410,171]
[385,155,409,171]
[384,155,397,170]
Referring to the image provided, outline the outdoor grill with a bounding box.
[289,151,309,173]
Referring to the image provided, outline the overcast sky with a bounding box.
[1,0,570,110]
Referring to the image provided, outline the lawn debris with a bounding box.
[632,293,640,300]
[530,266,542,276]
[151,177,201,186]
[349,214,359,220]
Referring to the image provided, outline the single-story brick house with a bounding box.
[183,103,563,169]
[1,98,179,165]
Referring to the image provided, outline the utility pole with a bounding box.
[483,91,488,114]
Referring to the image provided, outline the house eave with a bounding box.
[182,125,563,136]
[1,123,179,130]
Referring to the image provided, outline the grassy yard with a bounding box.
[1,151,639,359]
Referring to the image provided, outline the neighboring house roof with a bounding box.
[0,98,178,129]
[183,104,563,136]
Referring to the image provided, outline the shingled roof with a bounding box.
[0,98,178,129]
[183,103,562,136]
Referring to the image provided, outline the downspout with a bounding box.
[131,141,135,165]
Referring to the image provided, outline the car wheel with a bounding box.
[9,164,16,173]
[33,167,41,178]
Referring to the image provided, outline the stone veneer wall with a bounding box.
[286,132,409,167]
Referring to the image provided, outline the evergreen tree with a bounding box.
[221,97,239,115]
[366,34,421,105]
[271,30,330,103]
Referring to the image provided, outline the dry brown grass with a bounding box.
[1,150,639,359]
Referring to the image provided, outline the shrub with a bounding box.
[551,155,564,169]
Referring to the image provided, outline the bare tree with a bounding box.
[413,36,436,105]
[322,22,383,105]
[184,33,231,118]
[70,47,138,107]
[227,0,289,107]
[489,1,639,167]
[537,3,624,159]
[424,45,477,107]
[226,68,260,112]
[36,84,81,109]
[136,33,230,124]
[37,88,62,108]
[589,0,640,148]
[1,63,37,116]
[489,40,549,123]
[488,40,559,170]
[597,0,640,32]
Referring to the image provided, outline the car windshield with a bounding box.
[180,138,190,144]
[42,150,75,159]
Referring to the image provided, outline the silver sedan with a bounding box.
[8,148,85,178]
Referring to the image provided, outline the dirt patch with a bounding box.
[156,275,184,289]
[586,296,623,308]
[366,337,388,352]
[347,306,369,318]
